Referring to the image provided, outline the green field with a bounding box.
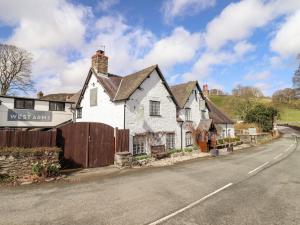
[209,95,300,125]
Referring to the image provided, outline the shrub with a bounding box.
[32,162,45,177]
[184,147,193,153]
[217,139,224,145]
[133,154,150,161]
[47,164,61,177]
[0,174,15,182]
[168,149,183,155]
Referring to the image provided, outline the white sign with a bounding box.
[248,128,257,135]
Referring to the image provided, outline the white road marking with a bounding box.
[148,183,233,225]
[273,153,283,160]
[248,162,269,174]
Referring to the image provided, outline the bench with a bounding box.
[151,145,169,159]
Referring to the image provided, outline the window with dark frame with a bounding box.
[14,98,34,109]
[201,110,206,119]
[49,102,65,111]
[133,136,146,155]
[185,108,191,121]
[166,133,175,149]
[77,107,82,118]
[149,100,160,116]
[185,132,192,147]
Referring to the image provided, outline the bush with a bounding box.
[217,139,224,145]
[32,162,61,177]
[184,147,193,153]
[32,162,45,177]
[47,164,61,177]
[133,154,150,161]
[0,174,15,182]
[168,149,183,155]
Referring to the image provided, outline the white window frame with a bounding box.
[133,136,146,155]
[166,133,175,149]
[149,100,160,116]
[185,132,192,147]
[185,108,191,121]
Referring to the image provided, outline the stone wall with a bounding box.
[0,147,60,178]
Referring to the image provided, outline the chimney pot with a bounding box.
[37,91,44,99]
[92,49,108,75]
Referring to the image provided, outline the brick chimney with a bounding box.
[92,50,108,75]
[203,84,209,97]
[37,91,44,99]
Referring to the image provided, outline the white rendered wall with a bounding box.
[125,70,177,154]
[76,74,124,129]
[175,88,209,149]
[0,97,73,128]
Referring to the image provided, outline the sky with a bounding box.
[0,0,300,96]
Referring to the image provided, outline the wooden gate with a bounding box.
[57,122,129,168]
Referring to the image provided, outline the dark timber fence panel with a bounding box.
[57,123,89,168]
[0,130,57,148]
[58,122,127,168]
[115,128,129,152]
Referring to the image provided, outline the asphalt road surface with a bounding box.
[0,126,299,225]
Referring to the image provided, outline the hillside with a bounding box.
[209,95,300,126]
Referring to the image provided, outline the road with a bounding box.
[0,126,299,225]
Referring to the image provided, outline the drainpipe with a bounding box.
[180,121,183,150]
[123,101,126,129]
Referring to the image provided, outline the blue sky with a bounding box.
[0,0,300,96]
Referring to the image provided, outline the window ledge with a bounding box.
[150,115,162,117]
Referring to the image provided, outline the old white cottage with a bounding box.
[170,81,210,149]
[76,50,222,155]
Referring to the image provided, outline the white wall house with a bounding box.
[76,50,232,155]
[170,82,210,149]
[0,95,73,129]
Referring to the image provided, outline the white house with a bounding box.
[76,50,229,155]
[0,95,74,129]
[76,50,179,155]
[170,81,210,149]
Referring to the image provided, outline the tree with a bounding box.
[210,88,225,96]
[272,88,296,105]
[293,54,300,98]
[0,44,34,95]
[244,104,280,132]
[232,85,264,98]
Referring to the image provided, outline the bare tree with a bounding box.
[0,44,34,95]
[232,85,264,98]
[293,54,300,98]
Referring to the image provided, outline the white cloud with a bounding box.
[138,27,202,71]
[97,0,119,11]
[204,0,300,51]
[183,41,255,81]
[270,10,300,56]
[204,0,272,50]
[162,0,216,23]
[244,71,271,81]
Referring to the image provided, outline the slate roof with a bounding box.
[113,65,157,101]
[206,99,234,124]
[76,65,178,107]
[40,93,75,102]
[170,81,197,108]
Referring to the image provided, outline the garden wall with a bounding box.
[0,147,60,178]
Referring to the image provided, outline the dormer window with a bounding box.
[185,108,191,121]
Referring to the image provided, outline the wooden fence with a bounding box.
[0,130,57,148]
[0,122,130,168]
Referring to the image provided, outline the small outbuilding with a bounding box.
[206,99,235,138]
